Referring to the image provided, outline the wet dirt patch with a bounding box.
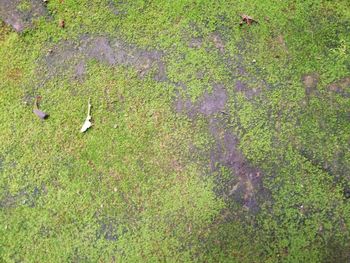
[327,76,350,98]
[208,119,266,213]
[174,84,228,118]
[96,216,128,241]
[235,80,261,99]
[0,185,46,208]
[41,39,82,81]
[39,35,167,84]
[75,61,86,79]
[302,73,320,97]
[199,84,227,115]
[210,33,225,54]
[188,37,203,49]
[0,0,48,32]
[174,81,267,212]
[108,0,127,16]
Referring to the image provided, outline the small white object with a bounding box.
[80,98,92,133]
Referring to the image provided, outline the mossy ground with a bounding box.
[0,0,349,262]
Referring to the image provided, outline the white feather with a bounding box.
[80,98,92,133]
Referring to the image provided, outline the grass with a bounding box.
[1,0,350,262]
[16,1,31,13]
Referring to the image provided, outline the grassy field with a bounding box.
[0,0,350,262]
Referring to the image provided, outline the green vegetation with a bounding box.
[16,1,31,12]
[1,0,349,262]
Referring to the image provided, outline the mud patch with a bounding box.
[302,73,320,96]
[199,84,227,115]
[108,0,127,16]
[85,37,117,65]
[188,37,203,49]
[175,81,267,212]
[75,61,86,79]
[327,76,350,98]
[208,119,266,213]
[0,0,48,32]
[0,185,46,208]
[175,84,227,118]
[39,35,167,84]
[96,216,127,241]
[210,33,225,53]
[235,80,261,99]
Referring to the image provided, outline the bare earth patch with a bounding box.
[174,78,267,213]
[302,73,320,97]
[174,84,228,118]
[40,35,166,83]
[0,185,46,208]
[0,0,48,32]
[208,119,266,213]
[327,76,350,98]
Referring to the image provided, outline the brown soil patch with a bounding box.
[0,0,48,32]
[302,73,320,96]
[40,35,166,83]
[327,76,350,97]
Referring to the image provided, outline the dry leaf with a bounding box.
[80,98,92,133]
[33,96,48,119]
[59,19,65,28]
[33,109,48,119]
[239,14,258,26]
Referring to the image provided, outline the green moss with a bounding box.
[1,0,350,262]
[16,0,31,12]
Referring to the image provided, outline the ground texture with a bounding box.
[0,0,350,262]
